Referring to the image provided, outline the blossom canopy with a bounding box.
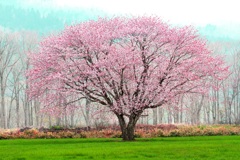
[27,16,228,140]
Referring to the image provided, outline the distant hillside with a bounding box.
[0,1,104,34]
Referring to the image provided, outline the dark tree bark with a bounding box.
[116,112,141,141]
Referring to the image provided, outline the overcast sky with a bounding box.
[1,0,240,41]
[20,0,240,26]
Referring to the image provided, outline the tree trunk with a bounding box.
[152,108,157,125]
[82,98,90,128]
[16,90,20,128]
[48,116,52,128]
[117,113,140,141]
[70,111,74,128]
[24,102,29,127]
[158,108,164,124]
[1,79,6,129]
[34,101,40,128]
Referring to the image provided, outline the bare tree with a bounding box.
[0,30,19,128]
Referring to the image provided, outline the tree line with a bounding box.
[0,28,239,130]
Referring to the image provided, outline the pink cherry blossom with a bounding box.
[27,16,228,140]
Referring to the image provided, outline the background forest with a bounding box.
[0,1,240,129]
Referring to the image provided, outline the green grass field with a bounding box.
[0,136,240,160]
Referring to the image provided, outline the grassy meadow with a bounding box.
[0,136,240,160]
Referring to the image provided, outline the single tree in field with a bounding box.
[27,17,228,141]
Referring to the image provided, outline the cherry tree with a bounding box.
[27,17,228,140]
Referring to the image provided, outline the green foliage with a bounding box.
[169,130,181,137]
[50,125,64,130]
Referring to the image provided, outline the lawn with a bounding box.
[0,136,240,160]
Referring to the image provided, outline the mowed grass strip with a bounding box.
[0,136,240,160]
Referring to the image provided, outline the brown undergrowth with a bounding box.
[1,124,240,139]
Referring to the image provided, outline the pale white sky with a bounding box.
[27,0,240,26]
